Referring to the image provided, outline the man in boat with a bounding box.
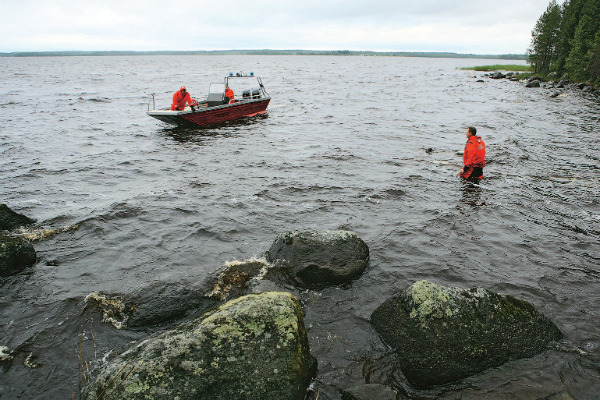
[171,86,197,111]
[459,126,486,181]
[224,85,235,104]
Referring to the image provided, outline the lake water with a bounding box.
[1,55,599,399]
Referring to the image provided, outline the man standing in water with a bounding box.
[459,126,486,181]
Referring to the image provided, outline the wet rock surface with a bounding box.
[84,282,217,329]
[265,230,369,287]
[0,204,35,232]
[371,280,562,389]
[340,383,401,400]
[208,258,269,301]
[82,292,316,400]
[0,235,36,277]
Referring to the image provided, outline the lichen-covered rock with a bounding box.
[265,230,369,287]
[0,204,35,231]
[82,292,317,400]
[371,280,562,389]
[0,235,36,277]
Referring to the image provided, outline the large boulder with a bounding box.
[265,230,369,287]
[0,235,36,277]
[371,280,562,389]
[0,204,35,231]
[82,292,317,400]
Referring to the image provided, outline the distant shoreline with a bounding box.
[0,49,526,60]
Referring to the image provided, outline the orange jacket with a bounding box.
[224,87,234,102]
[460,135,486,179]
[171,89,193,110]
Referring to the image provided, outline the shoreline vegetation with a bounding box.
[460,64,531,72]
[527,0,600,85]
[0,49,526,59]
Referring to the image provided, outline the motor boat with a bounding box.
[147,73,270,127]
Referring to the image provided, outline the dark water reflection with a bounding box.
[1,55,599,399]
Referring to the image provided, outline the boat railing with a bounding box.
[147,93,156,111]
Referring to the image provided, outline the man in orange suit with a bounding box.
[459,126,486,181]
[171,86,197,111]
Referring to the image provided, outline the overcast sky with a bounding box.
[0,0,559,54]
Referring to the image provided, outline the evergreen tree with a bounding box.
[554,0,584,74]
[528,0,562,73]
[588,31,600,83]
[565,0,600,81]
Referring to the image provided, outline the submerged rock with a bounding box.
[82,291,316,400]
[84,292,136,329]
[265,230,369,287]
[0,204,35,231]
[341,383,400,400]
[85,283,217,329]
[0,235,36,277]
[371,280,562,389]
[0,346,13,361]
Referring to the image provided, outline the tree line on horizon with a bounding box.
[0,49,527,60]
[528,0,600,84]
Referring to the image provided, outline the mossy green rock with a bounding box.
[0,204,35,231]
[0,235,36,277]
[371,280,562,389]
[82,291,316,400]
[266,230,369,287]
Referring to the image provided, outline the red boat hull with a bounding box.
[148,98,270,128]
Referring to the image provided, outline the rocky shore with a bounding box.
[482,70,600,97]
[1,204,570,399]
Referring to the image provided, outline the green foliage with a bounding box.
[528,0,562,73]
[461,65,531,72]
[529,0,600,84]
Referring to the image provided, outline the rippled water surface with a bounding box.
[1,55,599,399]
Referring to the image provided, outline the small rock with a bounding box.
[0,235,36,277]
[550,92,560,98]
[526,80,541,88]
[209,258,269,301]
[0,346,13,361]
[265,230,369,288]
[556,79,567,88]
[0,204,35,231]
